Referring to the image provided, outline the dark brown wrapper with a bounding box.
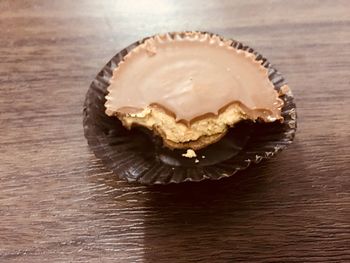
[83,32,297,185]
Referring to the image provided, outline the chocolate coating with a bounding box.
[105,32,283,123]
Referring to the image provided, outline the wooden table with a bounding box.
[1,0,349,262]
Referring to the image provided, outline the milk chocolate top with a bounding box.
[105,32,283,122]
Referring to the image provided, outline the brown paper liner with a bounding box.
[83,32,297,185]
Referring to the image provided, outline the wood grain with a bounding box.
[1,0,349,262]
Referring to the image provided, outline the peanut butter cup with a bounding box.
[83,32,296,184]
[105,32,285,150]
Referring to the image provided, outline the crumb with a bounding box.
[195,159,199,163]
[279,85,291,96]
[201,155,206,159]
[182,149,197,158]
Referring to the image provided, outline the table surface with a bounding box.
[1,0,349,262]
